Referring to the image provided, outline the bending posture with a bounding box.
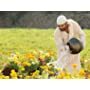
[54,15,85,73]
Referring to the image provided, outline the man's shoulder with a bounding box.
[68,19,78,25]
[54,27,61,35]
[55,27,60,33]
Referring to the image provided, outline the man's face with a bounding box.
[57,22,68,31]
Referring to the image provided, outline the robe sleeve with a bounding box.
[54,28,69,57]
[73,21,86,48]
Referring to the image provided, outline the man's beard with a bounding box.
[59,24,69,33]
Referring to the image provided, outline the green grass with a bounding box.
[0,28,56,53]
[0,28,89,60]
[81,29,90,60]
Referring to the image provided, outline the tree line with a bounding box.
[0,11,90,29]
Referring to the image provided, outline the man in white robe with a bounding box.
[54,15,85,73]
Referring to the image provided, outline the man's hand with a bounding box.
[65,45,70,51]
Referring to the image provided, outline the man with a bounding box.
[54,15,85,73]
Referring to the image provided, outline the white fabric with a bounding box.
[54,19,85,73]
[57,15,67,25]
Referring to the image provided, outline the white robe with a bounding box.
[54,19,85,73]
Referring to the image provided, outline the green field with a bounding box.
[0,28,89,79]
[0,28,89,59]
[0,28,56,53]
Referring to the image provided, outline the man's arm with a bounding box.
[54,28,69,57]
[74,21,86,48]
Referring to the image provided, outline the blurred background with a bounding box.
[0,11,90,29]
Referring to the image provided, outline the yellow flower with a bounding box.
[0,75,5,79]
[48,71,54,75]
[31,70,40,78]
[13,56,18,60]
[79,69,85,76]
[56,71,65,79]
[10,69,18,78]
[32,70,39,76]
[0,70,2,73]
[12,77,18,79]
[20,67,25,71]
[14,60,21,65]
[24,76,30,79]
[45,53,50,57]
[57,71,65,79]
[19,75,23,78]
[10,53,18,60]
[39,55,45,60]
[32,50,38,56]
[56,75,62,79]
[64,75,71,79]
[4,76,9,79]
[61,71,65,77]
[84,59,88,63]
[22,61,31,67]
[39,50,44,55]
[88,74,90,79]
[25,53,35,59]
[72,64,77,68]
[40,65,49,72]
[48,51,54,56]
[56,68,62,72]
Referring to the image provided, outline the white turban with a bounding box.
[57,15,67,25]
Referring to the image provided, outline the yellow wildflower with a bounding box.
[39,50,44,55]
[0,70,2,73]
[56,75,62,79]
[48,71,54,75]
[10,53,18,60]
[24,76,30,79]
[84,59,88,63]
[72,64,77,68]
[79,69,85,76]
[60,71,65,77]
[19,75,23,78]
[14,60,21,65]
[13,56,18,60]
[40,65,48,69]
[22,61,31,67]
[0,75,5,79]
[32,50,38,56]
[64,75,71,79]
[20,67,25,71]
[88,74,90,79]
[39,55,45,60]
[45,53,50,57]
[57,71,65,79]
[25,53,35,59]
[56,68,62,72]
[4,76,9,79]
[32,70,40,78]
[48,51,54,56]
[10,69,18,78]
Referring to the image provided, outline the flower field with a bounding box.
[0,28,89,79]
